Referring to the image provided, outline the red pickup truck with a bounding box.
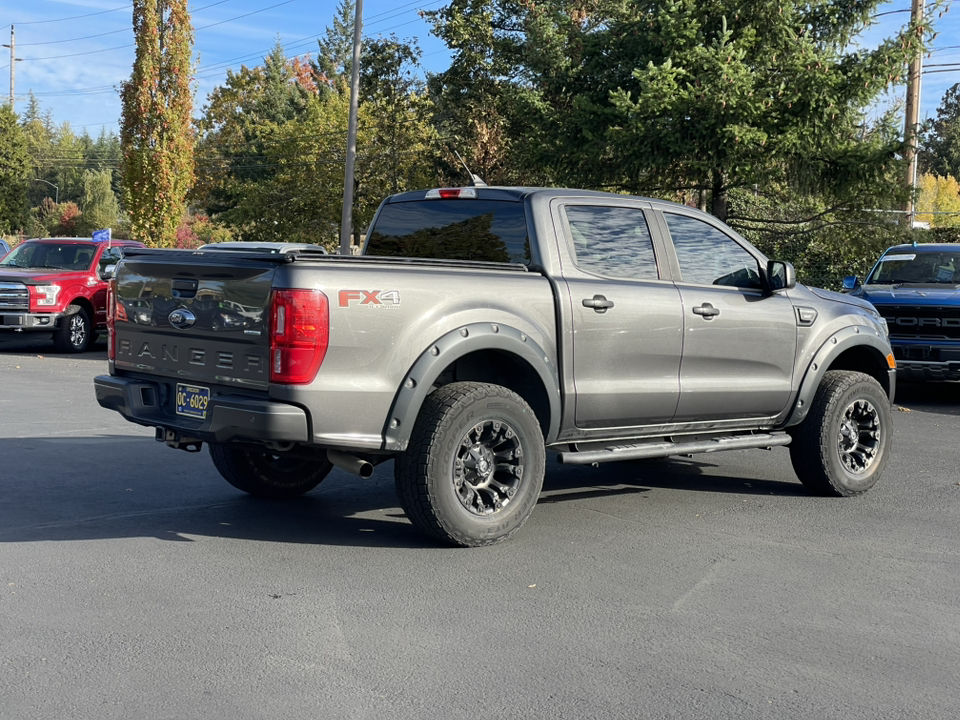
[0,237,144,352]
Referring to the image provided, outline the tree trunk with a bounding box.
[710,168,728,222]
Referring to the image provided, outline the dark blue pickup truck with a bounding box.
[844,243,960,381]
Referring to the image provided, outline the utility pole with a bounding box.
[338,0,363,255]
[2,25,22,110]
[903,0,924,227]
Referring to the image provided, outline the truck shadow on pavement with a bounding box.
[1,435,811,549]
[0,333,108,358]
[894,380,960,417]
[541,454,810,499]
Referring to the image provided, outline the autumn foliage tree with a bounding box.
[120,0,194,247]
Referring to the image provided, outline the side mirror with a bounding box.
[767,260,796,292]
[841,276,859,293]
[101,264,117,279]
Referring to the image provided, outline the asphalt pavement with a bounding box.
[1,332,959,720]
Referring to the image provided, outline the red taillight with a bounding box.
[424,188,477,199]
[269,289,329,384]
[106,280,117,360]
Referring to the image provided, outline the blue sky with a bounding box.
[1,0,959,137]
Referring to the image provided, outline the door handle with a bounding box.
[692,303,720,318]
[582,295,615,313]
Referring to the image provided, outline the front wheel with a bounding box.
[789,370,892,497]
[209,444,333,499]
[395,381,546,547]
[53,305,92,353]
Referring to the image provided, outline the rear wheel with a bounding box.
[209,444,333,499]
[789,370,892,497]
[53,305,92,353]
[395,381,545,547]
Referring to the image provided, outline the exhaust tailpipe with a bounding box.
[327,449,374,479]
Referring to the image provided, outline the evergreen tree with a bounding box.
[315,0,355,80]
[429,0,935,220]
[0,105,29,234]
[120,0,194,247]
[258,39,311,125]
[922,83,960,180]
[78,169,121,235]
[21,94,57,208]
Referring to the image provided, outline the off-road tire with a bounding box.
[789,370,892,497]
[53,305,92,353]
[209,444,333,499]
[395,381,546,547]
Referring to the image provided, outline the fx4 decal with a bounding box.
[338,290,401,308]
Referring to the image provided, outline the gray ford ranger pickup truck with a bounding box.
[95,187,897,547]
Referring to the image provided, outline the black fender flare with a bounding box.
[382,322,561,451]
[784,326,895,427]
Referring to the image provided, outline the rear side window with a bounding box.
[366,200,530,264]
[564,205,659,280]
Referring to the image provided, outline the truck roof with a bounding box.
[383,186,690,209]
[23,237,142,246]
[884,242,960,254]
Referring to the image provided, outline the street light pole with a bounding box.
[33,178,59,204]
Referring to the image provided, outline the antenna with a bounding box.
[453,150,487,187]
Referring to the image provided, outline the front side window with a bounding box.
[367,199,530,264]
[665,213,762,289]
[564,205,660,280]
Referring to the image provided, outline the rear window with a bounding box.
[366,199,530,264]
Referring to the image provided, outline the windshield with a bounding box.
[866,251,960,285]
[0,242,97,271]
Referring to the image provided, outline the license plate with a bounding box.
[176,383,210,419]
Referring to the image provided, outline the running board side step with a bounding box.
[557,432,791,465]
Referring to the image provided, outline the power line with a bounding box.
[13,3,131,26]
[16,0,235,46]
[25,1,443,97]
[21,0,300,61]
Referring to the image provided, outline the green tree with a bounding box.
[78,169,121,235]
[120,0,195,246]
[315,0,355,80]
[426,0,548,186]
[192,42,314,221]
[922,83,960,180]
[430,0,935,221]
[0,105,30,235]
[358,36,437,200]
[50,123,87,205]
[215,89,361,247]
[21,93,57,208]
[915,173,960,228]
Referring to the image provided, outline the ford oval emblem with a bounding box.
[168,308,196,329]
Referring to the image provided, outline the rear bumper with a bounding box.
[0,312,61,330]
[94,374,310,443]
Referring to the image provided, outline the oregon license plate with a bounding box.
[176,383,210,419]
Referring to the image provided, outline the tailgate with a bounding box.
[113,250,278,389]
